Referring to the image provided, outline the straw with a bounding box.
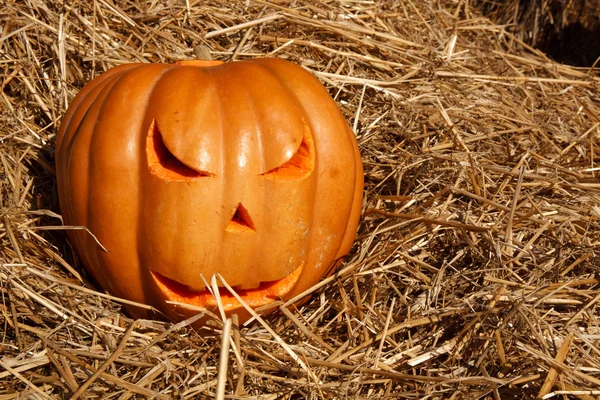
[1,0,599,397]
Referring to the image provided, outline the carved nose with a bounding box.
[226,203,255,233]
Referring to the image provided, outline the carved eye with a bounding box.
[146,120,213,181]
[261,122,315,181]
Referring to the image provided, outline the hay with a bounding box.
[1,0,600,398]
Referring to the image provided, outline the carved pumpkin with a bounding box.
[56,58,363,324]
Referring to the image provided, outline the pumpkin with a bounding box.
[56,58,363,324]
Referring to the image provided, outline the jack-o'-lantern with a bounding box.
[56,58,363,324]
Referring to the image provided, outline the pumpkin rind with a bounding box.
[56,58,363,324]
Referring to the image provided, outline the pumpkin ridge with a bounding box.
[62,73,121,222]
[257,60,321,244]
[78,68,136,219]
[62,70,129,179]
[82,66,153,286]
[233,64,315,180]
[335,127,364,259]
[254,59,361,287]
[59,66,147,283]
[230,69,269,282]
[250,61,320,177]
[133,65,198,303]
[253,61,324,285]
[145,66,221,173]
[214,68,227,279]
[241,61,305,172]
[57,64,140,152]
[91,65,174,295]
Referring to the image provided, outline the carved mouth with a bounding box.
[151,263,304,310]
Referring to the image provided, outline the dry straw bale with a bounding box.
[475,0,600,66]
[475,0,600,35]
[1,0,600,399]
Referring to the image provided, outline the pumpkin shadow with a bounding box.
[30,143,72,256]
[32,142,108,296]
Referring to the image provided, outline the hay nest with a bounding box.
[1,0,600,398]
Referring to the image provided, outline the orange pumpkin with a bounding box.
[56,58,363,324]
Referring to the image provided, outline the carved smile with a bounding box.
[151,263,304,310]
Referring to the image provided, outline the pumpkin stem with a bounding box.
[194,45,213,60]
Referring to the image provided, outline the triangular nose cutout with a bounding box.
[226,203,255,233]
